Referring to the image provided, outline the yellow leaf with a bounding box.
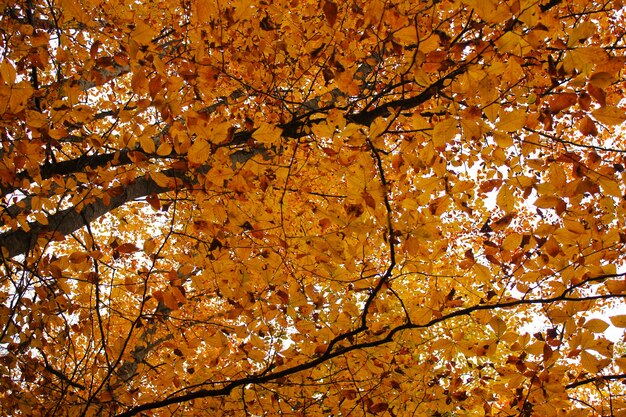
[369,117,389,138]
[156,142,172,156]
[598,177,622,198]
[473,263,491,282]
[188,139,212,165]
[580,350,600,373]
[143,238,156,254]
[605,279,626,294]
[252,123,283,145]
[495,32,526,55]
[194,0,218,23]
[564,48,607,73]
[58,0,88,23]
[394,26,417,45]
[501,233,522,251]
[149,171,172,188]
[496,184,515,213]
[488,316,507,338]
[432,118,457,147]
[535,196,567,214]
[592,106,626,125]
[567,21,596,47]
[131,22,155,46]
[0,61,16,85]
[616,357,626,373]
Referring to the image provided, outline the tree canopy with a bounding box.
[1,0,626,415]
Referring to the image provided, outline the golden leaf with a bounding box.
[609,315,626,328]
[252,123,283,145]
[131,22,155,46]
[583,318,609,333]
[496,108,526,132]
[432,118,457,147]
[187,139,212,165]
[139,136,156,154]
[592,106,626,125]
[149,171,172,188]
[394,26,417,46]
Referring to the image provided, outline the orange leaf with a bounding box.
[146,193,161,211]
[131,21,155,45]
[578,115,597,136]
[252,123,283,145]
[548,93,577,113]
[592,106,626,125]
[588,71,616,89]
[162,289,180,310]
[610,315,626,328]
[188,139,212,165]
[496,108,526,132]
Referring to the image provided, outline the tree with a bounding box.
[1,0,625,415]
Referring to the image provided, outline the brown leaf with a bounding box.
[323,1,338,26]
[116,243,140,254]
[578,115,598,136]
[362,191,376,209]
[548,93,577,113]
[369,403,389,414]
[146,193,161,211]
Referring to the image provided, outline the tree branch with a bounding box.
[0,173,172,259]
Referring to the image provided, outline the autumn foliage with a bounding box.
[1,0,626,415]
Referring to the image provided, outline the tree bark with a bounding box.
[0,174,170,259]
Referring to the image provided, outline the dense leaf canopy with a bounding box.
[1,0,626,415]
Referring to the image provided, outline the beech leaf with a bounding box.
[592,106,626,125]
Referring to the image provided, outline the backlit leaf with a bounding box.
[583,318,609,333]
[140,136,156,154]
[188,139,212,164]
[252,123,283,145]
[610,315,626,328]
[496,108,526,132]
[131,22,155,45]
[592,106,626,125]
[2,2,626,417]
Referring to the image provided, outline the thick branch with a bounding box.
[566,373,626,389]
[1,150,133,199]
[0,174,171,259]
